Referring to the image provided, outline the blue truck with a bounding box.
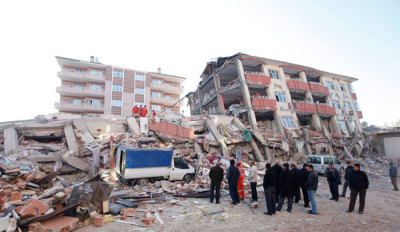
[115,146,196,185]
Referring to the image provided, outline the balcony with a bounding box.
[56,86,105,97]
[246,73,271,86]
[294,101,317,114]
[309,82,329,96]
[358,111,363,119]
[151,96,183,106]
[151,83,182,94]
[316,104,336,116]
[57,70,105,83]
[55,102,104,112]
[287,79,310,92]
[351,93,357,100]
[251,97,277,111]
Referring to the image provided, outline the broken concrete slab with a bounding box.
[40,216,79,232]
[81,131,95,144]
[64,124,79,153]
[205,118,229,157]
[62,151,89,171]
[4,127,18,154]
[127,117,140,135]
[28,153,61,163]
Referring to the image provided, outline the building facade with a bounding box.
[55,56,185,116]
[189,53,363,138]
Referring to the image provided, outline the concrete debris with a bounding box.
[0,111,391,231]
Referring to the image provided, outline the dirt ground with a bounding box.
[79,174,400,232]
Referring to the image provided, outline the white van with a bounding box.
[306,155,344,175]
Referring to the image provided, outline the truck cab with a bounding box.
[115,146,195,184]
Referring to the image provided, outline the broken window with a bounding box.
[332,100,340,109]
[339,83,346,92]
[112,85,123,92]
[113,70,123,78]
[269,69,280,79]
[152,79,162,85]
[111,100,122,107]
[326,81,335,90]
[281,116,295,128]
[338,120,347,131]
[274,92,287,102]
[353,100,360,111]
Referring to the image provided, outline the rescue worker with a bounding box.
[139,105,143,116]
[132,105,139,117]
[237,161,245,201]
[226,159,240,205]
[141,105,148,117]
[152,110,157,118]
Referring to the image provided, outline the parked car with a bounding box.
[115,146,196,185]
[306,155,345,175]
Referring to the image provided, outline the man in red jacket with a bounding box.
[237,161,245,200]
[132,105,139,117]
[141,105,148,117]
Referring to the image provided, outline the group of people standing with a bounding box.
[209,159,373,215]
[132,105,157,118]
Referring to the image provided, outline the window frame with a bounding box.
[274,92,287,103]
[268,69,280,79]
[152,91,162,98]
[111,100,122,107]
[151,104,162,111]
[281,116,295,128]
[112,85,123,92]
[135,88,145,95]
[135,73,145,81]
[113,70,123,78]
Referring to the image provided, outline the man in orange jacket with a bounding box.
[141,105,148,117]
[132,105,139,117]
[237,161,245,200]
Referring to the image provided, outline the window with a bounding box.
[344,101,351,111]
[113,70,123,78]
[89,84,102,90]
[334,158,341,164]
[90,70,103,76]
[152,92,162,98]
[88,99,101,106]
[174,157,189,169]
[135,88,144,95]
[339,83,346,92]
[111,100,122,107]
[134,102,144,107]
[269,69,280,79]
[165,107,172,112]
[353,100,360,111]
[151,105,162,111]
[332,100,340,109]
[307,156,322,164]
[338,120,347,131]
[112,85,123,92]
[326,81,335,90]
[348,83,355,93]
[152,79,162,85]
[74,84,83,89]
[72,99,81,105]
[281,116,295,128]
[274,92,287,102]
[324,157,333,165]
[135,73,145,81]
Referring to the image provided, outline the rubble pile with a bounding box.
[0,112,388,231]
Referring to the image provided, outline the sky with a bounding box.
[0,0,399,125]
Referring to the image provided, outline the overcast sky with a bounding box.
[0,0,399,125]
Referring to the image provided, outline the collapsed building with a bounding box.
[188,53,368,162]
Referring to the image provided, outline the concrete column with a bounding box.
[4,127,18,154]
[197,88,203,114]
[311,113,322,131]
[236,59,258,130]
[330,116,340,134]
[214,74,225,114]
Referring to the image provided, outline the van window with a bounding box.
[174,157,189,169]
[324,157,333,164]
[334,158,341,164]
[307,157,321,164]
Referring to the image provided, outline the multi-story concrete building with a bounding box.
[189,53,363,137]
[55,56,185,116]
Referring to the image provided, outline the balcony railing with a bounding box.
[56,85,105,97]
[245,72,271,86]
[58,70,105,83]
[316,103,336,116]
[151,83,182,94]
[55,101,104,112]
[309,81,330,95]
[251,96,277,111]
[287,79,310,91]
[294,101,317,114]
[150,96,183,106]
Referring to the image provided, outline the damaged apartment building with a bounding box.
[189,53,366,161]
[55,56,185,116]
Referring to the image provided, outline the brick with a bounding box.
[19,200,49,217]
[41,216,79,232]
[3,189,12,196]
[28,221,47,232]
[120,214,127,220]
[121,208,136,217]
[10,192,21,201]
[141,217,155,226]
[93,216,104,227]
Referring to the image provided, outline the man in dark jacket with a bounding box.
[271,161,283,201]
[209,161,224,204]
[226,159,240,205]
[389,162,398,191]
[276,163,296,213]
[341,161,354,197]
[327,163,341,201]
[290,163,300,203]
[305,164,318,214]
[347,163,369,214]
[298,163,310,207]
[263,163,277,216]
